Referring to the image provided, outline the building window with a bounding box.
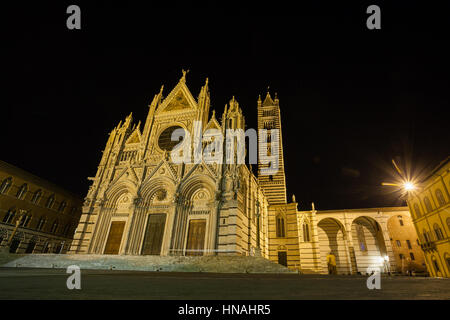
[2,208,16,224]
[36,217,46,231]
[446,254,450,272]
[410,252,415,260]
[0,177,12,194]
[20,214,32,228]
[46,194,55,209]
[399,253,404,260]
[31,189,42,204]
[423,229,430,243]
[50,220,59,234]
[406,239,412,249]
[63,223,72,237]
[416,239,420,246]
[58,201,67,213]
[356,224,367,252]
[398,215,404,226]
[424,197,433,213]
[396,240,401,247]
[434,224,444,241]
[276,215,286,237]
[413,203,421,218]
[435,189,446,206]
[432,257,440,273]
[303,223,310,242]
[16,183,28,200]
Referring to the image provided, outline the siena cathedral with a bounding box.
[70,71,414,274]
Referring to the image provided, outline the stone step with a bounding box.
[0,253,295,274]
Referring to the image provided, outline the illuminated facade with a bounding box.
[407,157,450,277]
[71,73,422,274]
[0,160,82,254]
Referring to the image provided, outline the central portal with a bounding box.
[142,214,166,255]
[185,219,206,256]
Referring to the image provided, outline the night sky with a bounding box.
[3,1,449,210]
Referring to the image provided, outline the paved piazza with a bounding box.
[0,268,449,300]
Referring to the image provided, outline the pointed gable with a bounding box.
[126,127,142,144]
[204,111,221,131]
[164,90,191,111]
[156,74,199,115]
[263,92,274,106]
[112,166,140,186]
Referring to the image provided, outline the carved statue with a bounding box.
[223,169,233,192]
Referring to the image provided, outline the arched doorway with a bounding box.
[318,218,350,274]
[185,219,206,256]
[142,213,167,255]
[277,245,288,267]
[104,221,126,254]
[351,216,387,274]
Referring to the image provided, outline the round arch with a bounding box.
[351,216,387,274]
[178,173,216,201]
[317,217,349,274]
[104,179,138,207]
[154,121,189,154]
[140,176,176,206]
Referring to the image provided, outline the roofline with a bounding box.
[420,156,450,183]
[0,160,83,201]
[298,206,409,214]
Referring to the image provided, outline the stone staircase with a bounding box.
[0,253,294,274]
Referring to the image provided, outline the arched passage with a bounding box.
[351,216,387,273]
[318,218,350,274]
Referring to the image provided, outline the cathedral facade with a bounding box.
[70,73,423,274]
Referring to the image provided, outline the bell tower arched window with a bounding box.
[276,215,286,238]
[303,223,310,242]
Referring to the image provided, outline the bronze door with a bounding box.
[142,214,166,255]
[185,219,206,256]
[104,221,125,254]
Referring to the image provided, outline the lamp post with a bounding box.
[5,209,27,252]
[255,200,261,256]
[384,255,391,275]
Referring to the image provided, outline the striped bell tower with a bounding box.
[257,90,287,204]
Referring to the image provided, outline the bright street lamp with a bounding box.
[403,182,415,191]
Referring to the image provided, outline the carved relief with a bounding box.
[156,189,167,201]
